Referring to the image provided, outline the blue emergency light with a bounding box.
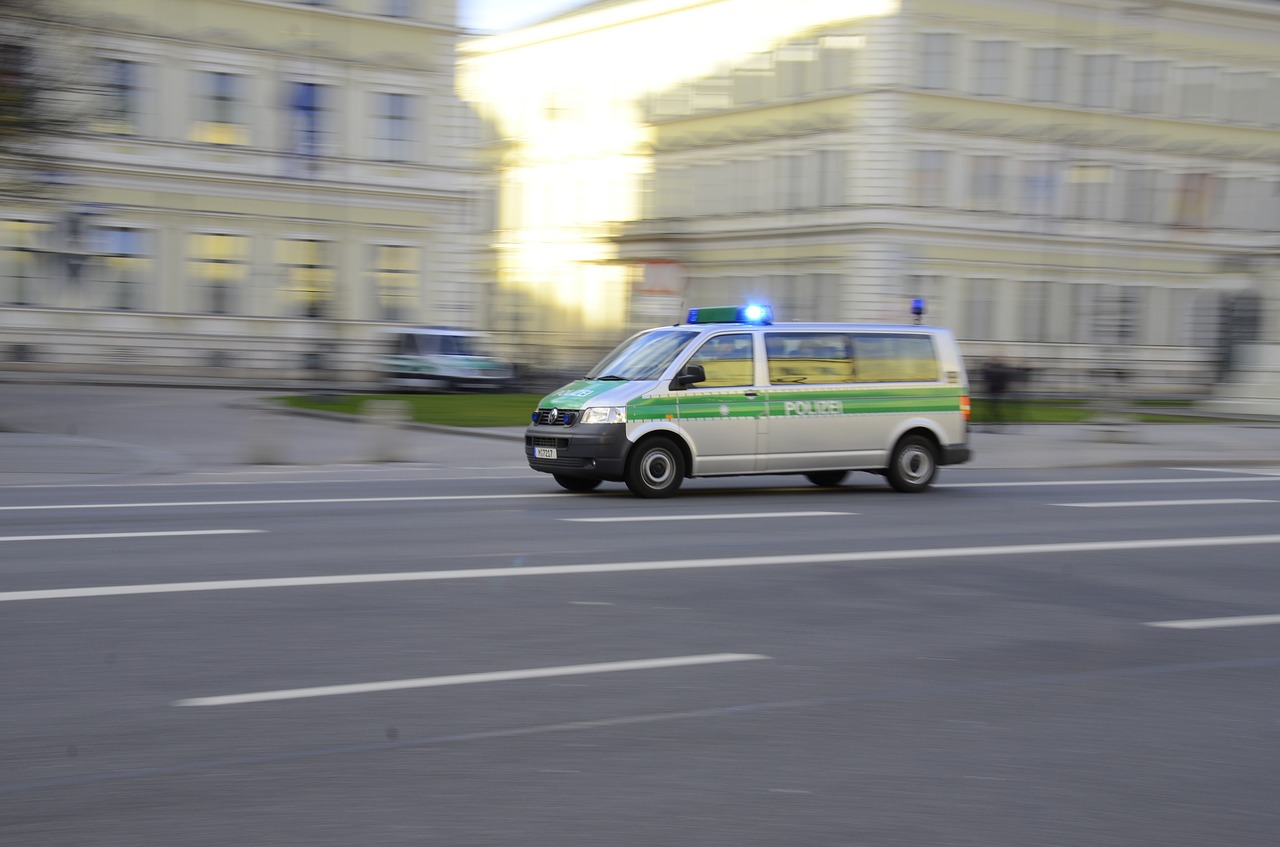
[686,304,774,325]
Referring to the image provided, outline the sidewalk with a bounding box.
[1,383,1277,485]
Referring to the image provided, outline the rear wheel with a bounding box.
[625,436,685,498]
[886,434,937,493]
[804,471,848,487]
[554,475,602,493]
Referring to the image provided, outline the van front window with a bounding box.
[586,329,700,381]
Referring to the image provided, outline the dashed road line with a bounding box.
[4,533,1280,603]
[0,529,264,543]
[1055,498,1276,509]
[175,653,770,707]
[563,511,854,523]
[1146,614,1280,630]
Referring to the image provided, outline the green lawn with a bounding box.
[278,393,1230,427]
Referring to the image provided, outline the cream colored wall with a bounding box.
[1,0,485,382]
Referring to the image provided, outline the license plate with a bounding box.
[534,447,558,459]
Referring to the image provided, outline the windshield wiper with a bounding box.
[594,374,628,381]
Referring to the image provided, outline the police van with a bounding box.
[524,305,972,497]
[380,327,515,392]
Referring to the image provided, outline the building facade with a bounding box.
[1,0,485,383]
[462,0,1280,396]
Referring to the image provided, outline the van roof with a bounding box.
[671,321,951,333]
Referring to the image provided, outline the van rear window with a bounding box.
[851,334,939,382]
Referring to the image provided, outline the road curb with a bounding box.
[234,399,526,443]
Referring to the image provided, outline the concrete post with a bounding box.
[366,399,410,462]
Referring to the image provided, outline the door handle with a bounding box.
[743,391,759,399]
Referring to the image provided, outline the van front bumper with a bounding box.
[525,424,630,480]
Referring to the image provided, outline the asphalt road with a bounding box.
[3,464,1280,846]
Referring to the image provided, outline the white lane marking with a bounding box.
[563,511,854,523]
[1171,467,1280,476]
[1055,499,1276,509]
[0,494,560,512]
[5,533,1280,604]
[0,529,264,543]
[1146,614,1280,630]
[939,476,1280,489]
[5,474,1280,504]
[174,653,769,707]
[1,474,538,490]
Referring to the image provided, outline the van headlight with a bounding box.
[580,406,627,425]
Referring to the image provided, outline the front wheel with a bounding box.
[554,475,602,493]
[886,435,937,493]
[625,436,685,498]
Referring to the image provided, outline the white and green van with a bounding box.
[524,305,972,497]
[381,327,515,392]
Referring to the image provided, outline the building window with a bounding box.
[1019,281,1050,342]
[191,71,249,145]
[913,150,949,206]
[920,34,954,90]
[1268,77,1280,128]
[818,35,860,91]
[972,41,1010,97]
[1178,67,1217,119]
[1,43,31,130]
[188,233,249,315]
[732,54,772,105]
[372,92,415,162]
[100,58,143,135]
[1020,160,1059,216]
[1128,60,1168,114]
[98,226,151,311]
[277,238,335,318]
[1080,55,1117,109]
[963,278,996,341]
[818,150,845,207]
[969,155,1005,211]
[1029,47,1067,103]
[1122,169,1160,224]
[1092,286,1142,346]
[371,245,420,321]
[1068,164,1111,219]
[287,81,333,166]
[1,220,53,306]
[776,43,817,98]
[382,0,414,16]
[1173,173,1217,228]
[1225,72,1266,124]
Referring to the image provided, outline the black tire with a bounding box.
[625,436,685,498]
[804,471,848,487]
[886,434,937,493]
[554,475,602,493]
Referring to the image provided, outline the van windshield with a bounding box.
[586,329,700,381]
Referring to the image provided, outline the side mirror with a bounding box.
[670,364,706,390]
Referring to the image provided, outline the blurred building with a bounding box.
[461,0,1280,395]
[0,0,485,383]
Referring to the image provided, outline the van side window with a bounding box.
[765,333,854,384]
[851,333,939,382]
[689,333,754,387]
[396,334,420,356]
